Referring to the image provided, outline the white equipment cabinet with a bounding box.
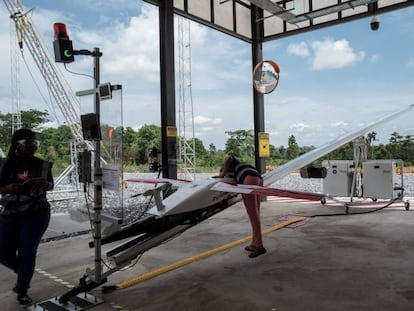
[362,160,403,200]
[322,160,355,197]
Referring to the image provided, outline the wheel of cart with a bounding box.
[320,197,327,205]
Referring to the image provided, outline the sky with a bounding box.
[0,0,414,150]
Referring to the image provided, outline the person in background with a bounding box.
[0,129,54,306]
[218,155,266,258]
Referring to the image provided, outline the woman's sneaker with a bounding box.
[244,245,256,252]
[17,294,33,306]
[248,246,267,258]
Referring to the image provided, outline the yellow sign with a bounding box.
[258,132,270,157]
[166,126,177,137]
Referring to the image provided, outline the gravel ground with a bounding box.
[48,172,414,225]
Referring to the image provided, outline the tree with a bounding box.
[389,132,403,144]
[122,127,140,165]
[198,143,224,168]
[99,124,123,163]
[286,135,299,160]
[21,109,50,129]
[373,143,390,159]
[299,145,315,156]
[388,131,403,160]
[329,141,354,160]
[269,144,278,157]
[135,124,161,163]
[208,143,216,153]
[224,129,254,159]
[366,131,377,159]
[366,131,377,145]
[193,138,207,157]
[38,125,73,172]
[0,109,49,153]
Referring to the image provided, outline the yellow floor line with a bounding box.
[116,216,306,289]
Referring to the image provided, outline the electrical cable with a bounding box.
[20,50,60,123]
[130,167,165,220]
[309,196,402,218]
[83,183,114,270]
[63,63,94,79]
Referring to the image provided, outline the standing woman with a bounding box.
[0,129,54,305]
[218,155,266,258]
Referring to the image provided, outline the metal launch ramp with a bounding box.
[2,197,414,310]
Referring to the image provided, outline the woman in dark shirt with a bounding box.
[0,129,53,306]
[219,155,266,258]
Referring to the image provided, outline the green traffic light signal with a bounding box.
[53,38,74,63]
[64,50,72,58]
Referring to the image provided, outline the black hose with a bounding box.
[310,197,400,217]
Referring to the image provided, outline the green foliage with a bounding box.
[123,126,140,164]
[99,125,123,163]
[21,109,50,129]
[37,125,73,162]
[224,129,254,160]
[197,146,224,168]
[0,109,50,154]
[323,131,414,166]
[136,124,161,163]
[193,138,207,156]
[122,124,161,165]
[286,134,300,159]
[3,111,414,172]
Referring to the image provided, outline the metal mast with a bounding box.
[3,0,97,186]
[4,0,86,144]
[177,16,196,179]
[9,15,22,133]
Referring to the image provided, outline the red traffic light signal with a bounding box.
[53,23,74,63]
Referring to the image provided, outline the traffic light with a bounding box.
[53,23,74,63]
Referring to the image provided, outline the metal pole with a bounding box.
[251,5,266,174]
[93,47,103,282]
[159,0,177,180]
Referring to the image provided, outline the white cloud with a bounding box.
[190,30,251,91]
[193,115,222,125]
[311,38,365,70]
[408,58,414,67]
[39,120,59,129]
[329,121,349,128]
[287,42,309,57]
[78,6,161,83]
[289,122,311,132]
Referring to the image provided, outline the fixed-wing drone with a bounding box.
[58,103,413,304]
[97,103,414,268]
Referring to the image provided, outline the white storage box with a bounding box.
[322,160,355,197]
[362,160,403,200]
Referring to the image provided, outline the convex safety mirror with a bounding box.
[253,60,280,94]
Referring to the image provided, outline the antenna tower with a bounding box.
[4,0,97,187]
[9,14,22,133]
[177,17,196,179]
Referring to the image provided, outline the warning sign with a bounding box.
[258,132,270,157]
[166,126,177,137]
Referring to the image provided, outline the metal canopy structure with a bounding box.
[144,0,414,179]
[148,0,414,42]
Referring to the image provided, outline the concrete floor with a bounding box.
[1,198,414,311]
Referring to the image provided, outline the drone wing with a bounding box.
[211,182,325,201]
[125,177,191,188]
